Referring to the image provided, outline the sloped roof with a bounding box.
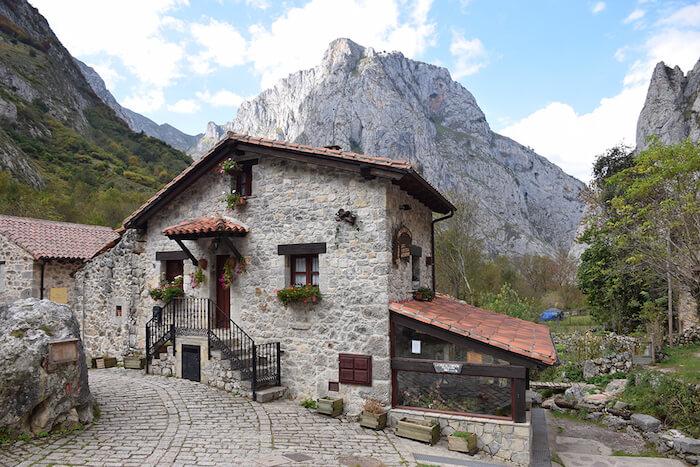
[389,294,557,366]
[0,215,120,261]
[123,132,454,229]
[163,216,248,237]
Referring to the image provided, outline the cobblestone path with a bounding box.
[0,369,422,466]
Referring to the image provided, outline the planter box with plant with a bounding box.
[413,287,434,301]
[317,396,343,417]
[92,356,117,369]
[224,192,246,210]
[123,354,146,370]
[448,431,477,454]
[276,285,322,306]
[149,276,184,303]
[396,418,440,445]
[359,398,387,430]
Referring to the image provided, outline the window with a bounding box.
[339,354,372,385]
[290,254,319,286]
[411,254,420,283]
[235,164,253,196]
[115,305,122,317]
[164,260,183,282]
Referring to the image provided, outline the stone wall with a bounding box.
[582,352,633,380]
[72,230,147,360]
[0,233,35,304]
[678,288,699,331]
[41,260,81,303]
[388,408,531,466]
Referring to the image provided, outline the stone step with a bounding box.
[247,386,287,403]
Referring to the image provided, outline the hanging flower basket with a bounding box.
[190,267,205,289]
[219,257,247,288]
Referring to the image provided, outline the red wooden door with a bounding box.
[215,255,230,328]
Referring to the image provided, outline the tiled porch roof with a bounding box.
[389,294,557,366]
[0,215,119,261]
[162,216,249,237]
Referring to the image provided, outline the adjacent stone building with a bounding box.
[0,215,119,305]
[73,133,557,465]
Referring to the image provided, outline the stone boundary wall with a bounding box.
[582,351,633,380]
[388,408,531,466]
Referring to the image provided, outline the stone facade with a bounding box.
[388,408,532,466]
[76,155,433,413]
[678,288,699,331]
[0,233,35,303]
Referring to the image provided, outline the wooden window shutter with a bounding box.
[338,353,372,386]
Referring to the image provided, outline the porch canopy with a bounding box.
[389,294,557,422]
[162,216,248,264]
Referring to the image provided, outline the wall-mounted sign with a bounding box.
[411,340,421,354]
[47,338,79,372]
[433,362,463,374]
[393,226,413,264]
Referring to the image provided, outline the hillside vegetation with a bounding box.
[0,2,190,226]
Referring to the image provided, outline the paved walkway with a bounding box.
[0,369,494,466]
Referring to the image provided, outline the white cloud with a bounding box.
[500,3,700,182]
[246,0,436,88]
[122,89,165,113]
[167,98,201,113]
[245,0,270,9]
[196,89,245,108]
[449,32,488,79]
[592,2,606,14]
[189,18,247,75]
[88,62,122,90]
[624,8,646,24]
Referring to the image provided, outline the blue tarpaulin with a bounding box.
[539,308,563,321]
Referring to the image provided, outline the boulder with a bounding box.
[583,393,612,406]
[564,383,596,403]
[604,379,628,396]
[612,400,630,411]
[675,437,700,455]
[0,299,94,436]
[602,415,629,430]
[583,360,600,380]
[630,413,662,432]
[542,397,565,412]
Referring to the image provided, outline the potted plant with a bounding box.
[359,398,387,430]
[225,191,246,210]
[396,417,440,445]
[448,431,477,454]
[317,396,343,417]
[123,352,146,370]
[149,276,184,303]
[190,267,205,289]
[276,285,322,306]
[413,287,434,301]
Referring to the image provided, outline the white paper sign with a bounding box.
[433,362,463,374]
[411,340,421,354]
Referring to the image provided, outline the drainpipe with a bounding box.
[39,260,45,299]
[431,210,454,293]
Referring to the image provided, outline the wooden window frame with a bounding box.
[290,254,319,286]
[235,164,253,196]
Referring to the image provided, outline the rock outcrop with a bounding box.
[75,59,200,152]
[193,38,586,256]
[0,299,94,436]
[636,58,700,150]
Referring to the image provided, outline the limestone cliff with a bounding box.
[636,58,700,149]
[193,39,586,256]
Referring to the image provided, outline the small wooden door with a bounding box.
[182,345,201,382]
[215,255,231,328]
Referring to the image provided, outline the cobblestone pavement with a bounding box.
[0,369,487,466]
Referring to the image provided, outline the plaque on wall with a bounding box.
[392,226,413,264]
[433,362,463,374]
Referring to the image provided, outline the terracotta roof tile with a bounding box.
[389,293,557,366]
[0,215,119,261]
[162,216,248,237]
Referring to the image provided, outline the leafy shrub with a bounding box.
[362,398,385,414]
[413,287,434,301]
[276,285,321,306]
[482,283,538,321]
[300,398,317,409]
[149,276,184,302]
[622,370,700,437]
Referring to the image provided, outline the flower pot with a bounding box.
[360,411,387,430]
[124,357,145,370]
[237,197,247,206]
[448,432,477,454]
[396,418,440,445]
[317,397,343,417]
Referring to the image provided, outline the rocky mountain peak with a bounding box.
[636,57,700,150]
[197,39,586,256]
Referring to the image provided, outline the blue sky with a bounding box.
[29,0,700,181]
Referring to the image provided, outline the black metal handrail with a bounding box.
[144,297,281,400]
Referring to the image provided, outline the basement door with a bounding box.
[182,345,201,382]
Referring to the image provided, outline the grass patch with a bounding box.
[612,445,665,458]
[10,329,26,338]
[656,343,700,384]
[546,314,594,334]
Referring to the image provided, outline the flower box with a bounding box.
[396,418,440,445]
[92,357,117,369]
[360,411,387,430]
[317,397,343,417]
[448,432,477,454]
[124,357,146,370]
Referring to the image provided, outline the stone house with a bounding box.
[0,215,118,305]
[74,133,557,465]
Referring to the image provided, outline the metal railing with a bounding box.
[144,297,281,399]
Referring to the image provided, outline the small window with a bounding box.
[115,305,122,317]
[235,164,253,196]
[290,254,319,286]
[339,354,372,386]
[164,260,183,282]
[411,254,420,283]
